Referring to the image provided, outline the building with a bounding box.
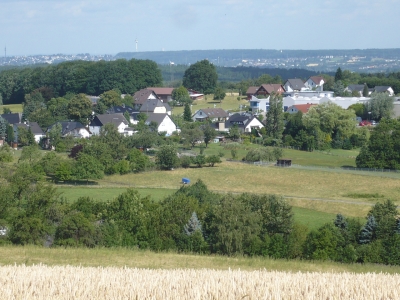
[139,99,171,115]
[147,87,174,102]
[218,113,264,133]
[89,113,130,135]
[305,76,325,91]
[14,122,45,143]
[283,79,306,92]
[47,121,91,138]
[145,113,177,136]
[192,108,229,122]
[286,104,317,114]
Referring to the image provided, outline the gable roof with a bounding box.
[147,87,174,96]
[48,121,87,135]
[14,122,44,135]
[1,113,22,124]
[308,76,324,85]
[107,105,137,115]
[373,86,392,93]
[346,84,365,92]
[145,112,169,125]
[246,86,259,95]
[196,108,229,118]
[139,98,171,113]
[285,79,306,90]
[90,113,129,127]
[257,84,285,94]
[289,104,317,113]
[225,113,262,129]
[133,89,158,105]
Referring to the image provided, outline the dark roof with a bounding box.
[139,99,171,112]
[14,122,44,135]
[90,113,129,127]
[48,121,87,135]
[346,84,364,92]
[196,108,229,118]
[257,84,285,94]
[225,113,259,128]
[1,113,22,124]
[373,86,392,93]
[133,89,158,105]
[309,76,324,84]
[145,113,169,125]
[107,105,138,115]
[285,79,305,90]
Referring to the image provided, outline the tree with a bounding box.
[181,126,203,149]
[68,93,93,125]
[348,103,366,118]
[213,85,226,102]
[183,103,192,122]
[364,92,394,121]
[48,123,62,149]
[333,80,345,96]
[6,124,14,144]
[359,215,377,244]
[155,144,179,170]
[17,126,35,146]
[184,212,202,236]
[363,83,369,97]
[206,155,221,167]
[229,124,240,141]
[172,86,191,105]
[96,90,122,114]
[202,123,216,148]
[0,116,7,140]
[182,60,218,94]
[265,92,284,140]
[356,118,400,169]
[335,67,343,82]
[73,153,104,183]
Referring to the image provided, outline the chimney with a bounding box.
[218,121,225,131]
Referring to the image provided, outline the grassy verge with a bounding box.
[2,103,23,113]
[1,245,400,274]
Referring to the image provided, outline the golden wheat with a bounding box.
[0,264,399,299]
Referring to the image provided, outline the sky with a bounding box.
[1,0,399,56]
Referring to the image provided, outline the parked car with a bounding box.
[359,120,372,126]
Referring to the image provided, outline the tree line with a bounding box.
[1,171,399,265]
[0,59,162,104]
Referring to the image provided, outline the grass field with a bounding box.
[172,94,248,115]
[2,103,23,113]
[2,245,400,274]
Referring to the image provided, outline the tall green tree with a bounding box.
[335,67,343,82]
[172,86,191,105]
[265,93,284,140]
[213,85,226,102]
[155,144,179,170]
[182,60,218,94]
[73,153,104,183]
[202,123,216,147]
[67,93,93,125]
[96,90,122,114]
[364,92,394,121]
[0,116,7,140]
[363,83,369,97]
[183,103,192,122]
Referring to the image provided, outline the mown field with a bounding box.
[2,103,23,113]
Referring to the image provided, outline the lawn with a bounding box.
[2,245,400,274]
[2,103,23,113]
[172,94,248,115]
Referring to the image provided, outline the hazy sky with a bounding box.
[1,0,399,56]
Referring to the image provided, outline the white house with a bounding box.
[305,76,325,91]
[249,95,270,115]
[133,88,159,110]
[220,113,264,133]
[14,122,45,143]
[192,108,229,122]
[283,79,306,92]
[139,99,171,115]
[89,113,129,135]
[47,121,91,139]
[145,113,177,136]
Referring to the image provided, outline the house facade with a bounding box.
[192,108,229,122]
[145,113,177,136]
[89,113,129,135]
[254,84,285,98]
[305,76,325,91]
[223,113,264,133]
[133,89,159,110]
[47,121,91,138]
[249,95,270,115]
[14,122,45,143]
[283,79,306,92]
[286,104,317,114]
[139,99,171,115]
[147,87,174,102]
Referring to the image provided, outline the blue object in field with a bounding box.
[182,178,190,184]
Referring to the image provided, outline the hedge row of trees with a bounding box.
[1,171,399,265]
[0,59,162,104]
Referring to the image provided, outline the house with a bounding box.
[107,105,138,124]
[286,104,317,114]
[246,86,259,100]
[14,122,45,143]
[47,121,91,138]
[249,95,270,115]
[1,113,22,125]
[254,84,285,98]
[145,113,177,136]
[89,113,129,135]
[133,89,159,109]
[345,84,366,96]
[147,87,174,102]
[86,95,100,106]
[283,79,306,92]
[373,86,394,96]
[305,76,324,91]
[221,113,264,133]
[139,99,171,115]
[192,108,229,122]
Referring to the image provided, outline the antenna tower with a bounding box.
[135,39,138,52]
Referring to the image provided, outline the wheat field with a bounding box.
[1,264,399,299]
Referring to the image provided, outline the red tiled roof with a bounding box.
[148,87,174,96]
[258,84,285,94]
[292,104,317,113]
[246,86,259,94]
[309,76,324,84]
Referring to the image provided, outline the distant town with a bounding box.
[1,49,400,73]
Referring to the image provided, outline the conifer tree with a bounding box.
[334,213,348,230]
[183,103,192,122]
[184,212,202,236]
[359,215,377,244]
